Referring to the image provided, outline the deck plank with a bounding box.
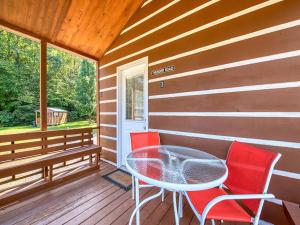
[180,202,197,225]
[35,183,116,225]
[142,192,173,225]
[158,199,176,225]
[66,187,125,224]
[0,161,113,217]
[111,188,164,225]
[21,183,113,225]
[96,188,152,225]
[80,188,132,224]
[0,172,112,224]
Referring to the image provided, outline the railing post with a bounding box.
[40,39,48,178]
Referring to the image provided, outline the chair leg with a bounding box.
[211,219,216,225]
[162,189,165,202]
[132,176,135,200]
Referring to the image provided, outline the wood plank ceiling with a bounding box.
[0,0,143,60]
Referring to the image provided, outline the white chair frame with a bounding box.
[184,153,281,225]
[132,175,164,200]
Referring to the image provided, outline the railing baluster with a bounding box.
[11,141,15,180]
[89,154,92,166]
[89,129,92,144]
[42,135,47,178]
[43,166,48,180]
[49,165,53,181]
[81,132,84,161]
[96,153,99,166]
[63,133,67,166]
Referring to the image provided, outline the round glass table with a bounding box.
[126,145,228,225]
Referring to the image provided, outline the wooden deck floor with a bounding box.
[0,162,249,225]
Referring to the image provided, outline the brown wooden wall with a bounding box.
[99,1,300,224]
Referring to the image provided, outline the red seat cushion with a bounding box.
[139,180,147,185]
[187,188,252,222]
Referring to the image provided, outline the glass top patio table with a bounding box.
[126,145,228,191]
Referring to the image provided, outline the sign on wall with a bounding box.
[151,66,175,75]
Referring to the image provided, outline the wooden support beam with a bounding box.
[40,40,47,131]
[96,62,100,146]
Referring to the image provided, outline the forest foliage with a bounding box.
[0,30,96,127]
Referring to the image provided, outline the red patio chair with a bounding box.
[130,131,164,201]
[185,141,281,225]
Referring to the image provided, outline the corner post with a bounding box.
[96,62,100,145]
[40,40,47,131]
[96,62,101,167]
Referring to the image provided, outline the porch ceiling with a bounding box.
[0,0,143,60]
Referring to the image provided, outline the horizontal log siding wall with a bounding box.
[99,1,300,224]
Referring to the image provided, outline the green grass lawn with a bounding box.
[0,120,96,135]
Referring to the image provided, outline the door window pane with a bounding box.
[126,75,144,120]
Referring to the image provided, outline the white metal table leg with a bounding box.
[173,191,180,225]
[178,192,183,218]
[132,175,135,199]
[129,188,164,225]
[135,178,140,225]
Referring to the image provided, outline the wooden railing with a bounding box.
[0,127,101,207]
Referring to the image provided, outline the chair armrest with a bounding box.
[200,193,275,225]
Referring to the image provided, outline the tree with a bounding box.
[0,30,40,126]
[0,29,96,127]
[74,60,96,121]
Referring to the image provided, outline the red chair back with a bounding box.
[130,131,160,151]
[225,141,280,215]
[130,132,162,181]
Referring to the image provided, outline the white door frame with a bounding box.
[116,57,149,167]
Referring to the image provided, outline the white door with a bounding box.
[117,59,148,167]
